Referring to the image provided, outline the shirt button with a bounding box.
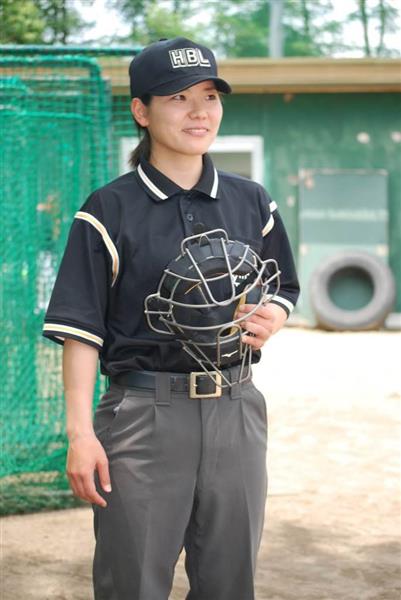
[186,213,194,221]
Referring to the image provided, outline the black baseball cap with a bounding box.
[129,37,232,98]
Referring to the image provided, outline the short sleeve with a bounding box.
[42,192,115,351]
[257,186,300,317]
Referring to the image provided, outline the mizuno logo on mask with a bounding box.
[169,48,211,69]
[232,273,251,287]
[222,350,238,358]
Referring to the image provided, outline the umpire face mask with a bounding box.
[144,229,281,389]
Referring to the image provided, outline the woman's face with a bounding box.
[132,80,223,159]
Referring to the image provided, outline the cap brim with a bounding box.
[148,75,232,96]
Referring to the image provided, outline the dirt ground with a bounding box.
[2,328,401,600]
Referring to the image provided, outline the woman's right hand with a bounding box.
[66,432,112,508]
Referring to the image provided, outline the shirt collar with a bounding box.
[135,152,220,202]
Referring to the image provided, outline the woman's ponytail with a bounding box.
[129,93,152,168]
[129,128,151,168]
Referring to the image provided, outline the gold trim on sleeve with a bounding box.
[43,323,104,347]
[75,211,119,286]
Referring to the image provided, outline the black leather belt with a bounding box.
[109,368,241,399]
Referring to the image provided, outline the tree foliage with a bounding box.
[36,0,94,44]
[0,0,45,43]
[109,0,400,58]
[0,0,94,44]
[0,0,399,55]
[349,0,400,56]
[283,0,344,57]
[205,0,270,58]
[107,0,199,43]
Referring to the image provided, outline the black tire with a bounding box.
[310,250,396,331]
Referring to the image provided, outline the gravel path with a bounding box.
[2,329,400,599]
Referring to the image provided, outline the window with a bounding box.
[119,135,264,185]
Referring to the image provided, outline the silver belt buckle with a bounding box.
[189,371,222,399]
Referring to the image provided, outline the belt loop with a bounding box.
[229,365,243,401]
[230,381,242,401]
[156,372,171,406]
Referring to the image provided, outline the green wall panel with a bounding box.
[218,93,401,311]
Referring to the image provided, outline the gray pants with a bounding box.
[92,367,268,600]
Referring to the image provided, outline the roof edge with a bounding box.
[101,56,401,94]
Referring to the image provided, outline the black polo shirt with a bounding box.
[42,152,300,376]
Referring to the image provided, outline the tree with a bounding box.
[109,0,401,58]
[107,0,199,44]
[36,0,94,44]
[349,0,400,57]
[282,0,349,57]
[0,0,45,44]
[0,0,94,45]
[209,0,271,58]
[359,0,371,55]
[110,0,347,58]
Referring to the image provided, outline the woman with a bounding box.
[43,37,300,600]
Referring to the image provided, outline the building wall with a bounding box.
[111,92,401,312]
[218,92,401,311]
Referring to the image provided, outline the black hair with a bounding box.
[129,93,152,168]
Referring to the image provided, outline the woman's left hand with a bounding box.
[235,303,288,350]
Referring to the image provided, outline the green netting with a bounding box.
[0,48,140,515]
